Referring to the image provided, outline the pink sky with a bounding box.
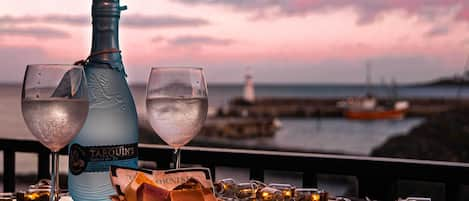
[0,0,468,84]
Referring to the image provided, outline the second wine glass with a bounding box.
[145,67,208,169]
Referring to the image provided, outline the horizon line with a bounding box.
[0,81,438,86]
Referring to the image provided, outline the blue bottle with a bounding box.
[68,1,138,201]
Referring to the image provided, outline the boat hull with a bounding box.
[345,109,406,120]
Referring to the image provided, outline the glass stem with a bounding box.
[50,152,60,201]
[174,148,181,169]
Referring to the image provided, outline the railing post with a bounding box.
[156,154,171,170]
[358,176,371,199]
[4,148,16,192]
[249,168,264,182]
[445,182,460,201]
[37,150,50,181]
[358,176,396,201]
[302,172,318,188]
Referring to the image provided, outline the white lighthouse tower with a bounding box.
[243,67,255,103]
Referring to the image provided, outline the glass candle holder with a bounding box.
[268,184,295,201]
[294,188,325,201]
[236,183,258,201]
[256,187,282,201]
[215,178,238,198]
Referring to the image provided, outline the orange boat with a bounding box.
[336,62,410,120]
[337,97,409,120]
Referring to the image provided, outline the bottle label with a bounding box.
[69,143,138,175]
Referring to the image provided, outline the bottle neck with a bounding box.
[88,0,125,72]
[91,17,120,53]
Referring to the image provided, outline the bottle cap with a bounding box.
[92,0,127,17]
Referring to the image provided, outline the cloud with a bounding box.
[152,35,234,46]
[0,26,70,39]
[425,25,450,38]
[174,0,466,25]
[455,4,469,21]
[122,15,209,28]
[168,35,233,46]
[151,36,166,43]
[0,15,89,25]
[462,38,469,47]
[0,14,209,28]
[0,15,36,24]
[42,15,90,25]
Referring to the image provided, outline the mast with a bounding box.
[365,61,372,97]
[391,77,398,100]
[456,55,469,100]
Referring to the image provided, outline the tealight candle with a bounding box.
[256,187,282,201]
[236,183,258,201]
[268,184,295,201]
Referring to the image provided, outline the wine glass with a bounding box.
[21,64,89,201]
[145,67,208,169]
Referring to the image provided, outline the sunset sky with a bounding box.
[1,0,469,84]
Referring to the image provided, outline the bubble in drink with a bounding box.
[146,97,208,148]
[22,98,89,152]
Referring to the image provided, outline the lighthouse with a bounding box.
[243,67,255,103]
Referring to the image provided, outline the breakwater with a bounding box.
[139,116,279,140]
[218,97,469,118]
[201,117,278,138]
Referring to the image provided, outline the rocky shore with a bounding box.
[371,106,469,162]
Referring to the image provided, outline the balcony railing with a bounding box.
[1,138,469,201]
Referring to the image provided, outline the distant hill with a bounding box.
[412,76,469,87]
